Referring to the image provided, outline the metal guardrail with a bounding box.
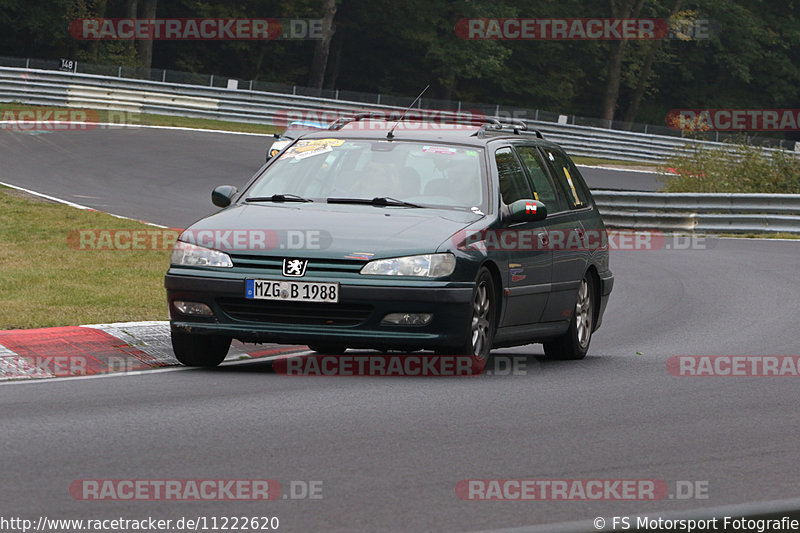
[0,66,795,164]
[593,190,800,233]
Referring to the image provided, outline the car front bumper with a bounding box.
[165,272,474,350]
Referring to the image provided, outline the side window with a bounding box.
[542,148,588,209]
[515,146,568,213]
[495,147,532,205]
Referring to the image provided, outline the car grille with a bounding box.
[228,254,366,275]
[217,298,373,327]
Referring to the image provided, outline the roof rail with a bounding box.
[477,118,544,138]
[328,112,389,130]
[327,111,544,139]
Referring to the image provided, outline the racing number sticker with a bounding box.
[281,138,346,160]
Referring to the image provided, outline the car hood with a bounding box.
[181,202,484,259]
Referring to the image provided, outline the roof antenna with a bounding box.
[387,84,430,140]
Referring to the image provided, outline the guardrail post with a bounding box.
[162,69,166,82]
[335,89,339,99]
[209,74,214,87]
[249,80,253,91]
[25,58,30,68]
[377,94,381,104]
[292,85,296,95]
[118,66,122,77]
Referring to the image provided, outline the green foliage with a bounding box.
[1,0,799,128]
[661,138,800,194]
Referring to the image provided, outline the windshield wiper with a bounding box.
[326,196,424,208]
[245,194,313,203]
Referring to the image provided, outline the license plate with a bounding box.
[246,279,339,303]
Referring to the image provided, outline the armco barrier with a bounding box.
[0,66,795,163]
[593,190,800,233]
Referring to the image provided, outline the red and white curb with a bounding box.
[0,321,306,382]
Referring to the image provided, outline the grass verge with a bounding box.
[660,139,800,193]
[0,186,170,330]
[715,232,800,239]
[572,156,658,168]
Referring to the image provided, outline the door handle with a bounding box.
[538,233,549,248]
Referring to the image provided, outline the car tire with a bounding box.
[308,344,347,355]
[437,267,496,363]
[171,332,231,367]
[544,274,595,360]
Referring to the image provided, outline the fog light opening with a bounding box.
[381,313,433,326]
[174,301,214,317]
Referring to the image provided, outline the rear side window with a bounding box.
[542,148,588,209]
[515,146,568,213]
[495,147,532,204]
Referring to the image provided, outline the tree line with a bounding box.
[1,0,798,135]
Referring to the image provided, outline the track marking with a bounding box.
[0,180,168,228]
[0,121,276,137]
[577,163,661,174]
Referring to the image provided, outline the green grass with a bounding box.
[715,232,800,239]
[0,187,171,330]
[572,156,658,168]
[660,139,800,194]
[0,103,283,135]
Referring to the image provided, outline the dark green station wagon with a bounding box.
[165,116,613,366]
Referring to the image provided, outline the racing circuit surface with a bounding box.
[1,127,798,532]
[0,127,664,228]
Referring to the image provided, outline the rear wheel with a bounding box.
[544,274,595,360]
[171,332,231,367]
[437,267,496,363]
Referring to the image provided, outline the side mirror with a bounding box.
[507,199,547,224]
[212,185,238,208]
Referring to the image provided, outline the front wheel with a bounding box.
[171,332,231,367]
[544,274,595,360]
[437,267,496,362]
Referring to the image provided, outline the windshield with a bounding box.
[247,139,486,210]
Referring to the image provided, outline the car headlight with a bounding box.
[170,241,233,268]
[360,253,456,278]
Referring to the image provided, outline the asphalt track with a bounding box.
[1,126,799,532]
[0,126,664,228]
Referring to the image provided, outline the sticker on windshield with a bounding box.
[422,145,457,155]
[281,138,345,160]
[563,167,583,206]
